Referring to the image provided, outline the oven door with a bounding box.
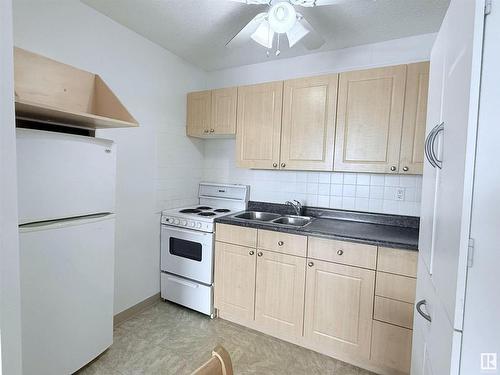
[160,225,213,285]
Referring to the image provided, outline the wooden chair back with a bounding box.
[191,345,233,375]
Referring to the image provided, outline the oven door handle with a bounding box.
[167,276,200,289]
[162,226,212,238]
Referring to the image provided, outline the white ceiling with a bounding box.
[81,0,449,71]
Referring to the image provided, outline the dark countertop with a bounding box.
[215,202,419,251]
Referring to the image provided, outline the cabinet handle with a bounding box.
[210,129,215,133]
[281,163,286,168]
[416,299,432,322]
[272,162,278,168]
[337,249,344,256]
[390,166,397,172]
[257,251,263,257]
[277,241,284,246]
[403,166,409,172]
[308,262,314,267]
[249,250,255,256]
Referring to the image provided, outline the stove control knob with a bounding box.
[180,220,187,226]
[189,222,195,228]
[173,219,179,225]
[196,222,202,229]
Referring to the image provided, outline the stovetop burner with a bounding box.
[180,208,202,214]
[198,212,216,217]
[196,206,212,210]
[214,209,231,213]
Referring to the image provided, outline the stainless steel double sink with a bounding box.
[231,211,313,227]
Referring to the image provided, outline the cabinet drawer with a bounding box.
[307,237,377,269]
[371,320,412,374]
[374,296,414,329]
[257,229,307,257]
[215,224,257,248]
[375,272,416,304]
[377,247,418,277]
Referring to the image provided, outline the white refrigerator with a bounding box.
[17,128,116,375]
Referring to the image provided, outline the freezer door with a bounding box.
[16,128,116,224]
[19,214,115,375]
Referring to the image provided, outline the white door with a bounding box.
[16,129,116,224]
[19,214,115,375]
[412,0,486,374]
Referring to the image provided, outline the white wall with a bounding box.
[207,33,436,88]
[0,0,23,373]
[13,0,207,314]
[204,34,435,217]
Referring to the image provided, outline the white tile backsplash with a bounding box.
[203,139,422,216]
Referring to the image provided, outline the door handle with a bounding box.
[416,299,432,322]
[425,122,444,169]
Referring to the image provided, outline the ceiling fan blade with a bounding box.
[290,0,350,6]
[297,16,325,50]
[226,0,271,4]
[226,12,268,48]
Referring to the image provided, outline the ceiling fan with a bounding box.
[226,0,345,56]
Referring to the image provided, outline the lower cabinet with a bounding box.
[254,250,306,338]
[371,320,413,373]
[214,241,256,325]
[214,224,418,375]
[303,259,375,359]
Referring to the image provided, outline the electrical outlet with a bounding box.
[396,188,406,201]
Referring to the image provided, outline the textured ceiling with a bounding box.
[81,0,449,71]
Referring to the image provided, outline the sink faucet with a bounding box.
[285,200,302,216]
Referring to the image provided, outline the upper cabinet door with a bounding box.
[400,62,429,175]
[236,82,283,169]
[212,87,237,136]
[334,65,407,173]
[187,90,211,137]
[280,75,338,171]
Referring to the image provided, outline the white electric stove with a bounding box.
[160,182,249,316]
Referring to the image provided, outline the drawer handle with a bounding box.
[308,261,314,267]
[249,250,255,256]
[337,249,344,256]
[278,241,284,246]
[416,299,432,322]
[257,251,263,257]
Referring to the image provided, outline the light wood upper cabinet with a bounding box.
[187,88,237,137]
[236,82,283,169]
[334,65,407,173]
[254,251,306,338]
[212,87,237,135]
[280,75,338,171]
[304,259,375,359]
[186,90,211,137]
[214,242,256,325]
[400,62,429,174]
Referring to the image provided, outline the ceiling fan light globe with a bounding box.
[250,20,275,49]
[268,2,297,34]
[286,21,310,47]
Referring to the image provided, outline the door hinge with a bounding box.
[485,0,492,15]
[467,238,475,267]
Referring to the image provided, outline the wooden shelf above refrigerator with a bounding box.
[14,47,138,129]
